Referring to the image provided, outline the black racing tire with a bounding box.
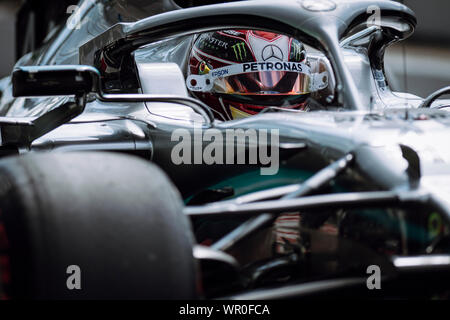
[0,152,197,299]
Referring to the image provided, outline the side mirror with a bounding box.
[1,65,100,149]
[2,64,214,150]
[10,64,215,126]
[12,65,100,98]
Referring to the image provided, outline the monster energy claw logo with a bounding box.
[292,43,304,61]
[232,42,247,61]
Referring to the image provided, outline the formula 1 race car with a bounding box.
[1,0,450,300]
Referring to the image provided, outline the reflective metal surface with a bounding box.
[1,0,450,299]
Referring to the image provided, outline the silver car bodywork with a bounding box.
[2,0,450,298]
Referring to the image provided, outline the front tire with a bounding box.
[0,152,197,299]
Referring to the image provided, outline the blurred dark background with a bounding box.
[0,0,449,97]
[386,0,450,96]
[0,0,19,78]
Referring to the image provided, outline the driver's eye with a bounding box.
[237,74,261,92]
[300,51,306,61]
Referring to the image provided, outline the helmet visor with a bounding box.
[213,71,312,96]
[187,62,328,99]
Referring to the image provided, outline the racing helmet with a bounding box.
[187,30,329,120]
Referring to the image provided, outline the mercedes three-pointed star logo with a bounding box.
[262,45,284,61]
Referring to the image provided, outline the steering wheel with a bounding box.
[419,86,450,108]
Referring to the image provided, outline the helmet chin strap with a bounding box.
[218,97,233,121]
